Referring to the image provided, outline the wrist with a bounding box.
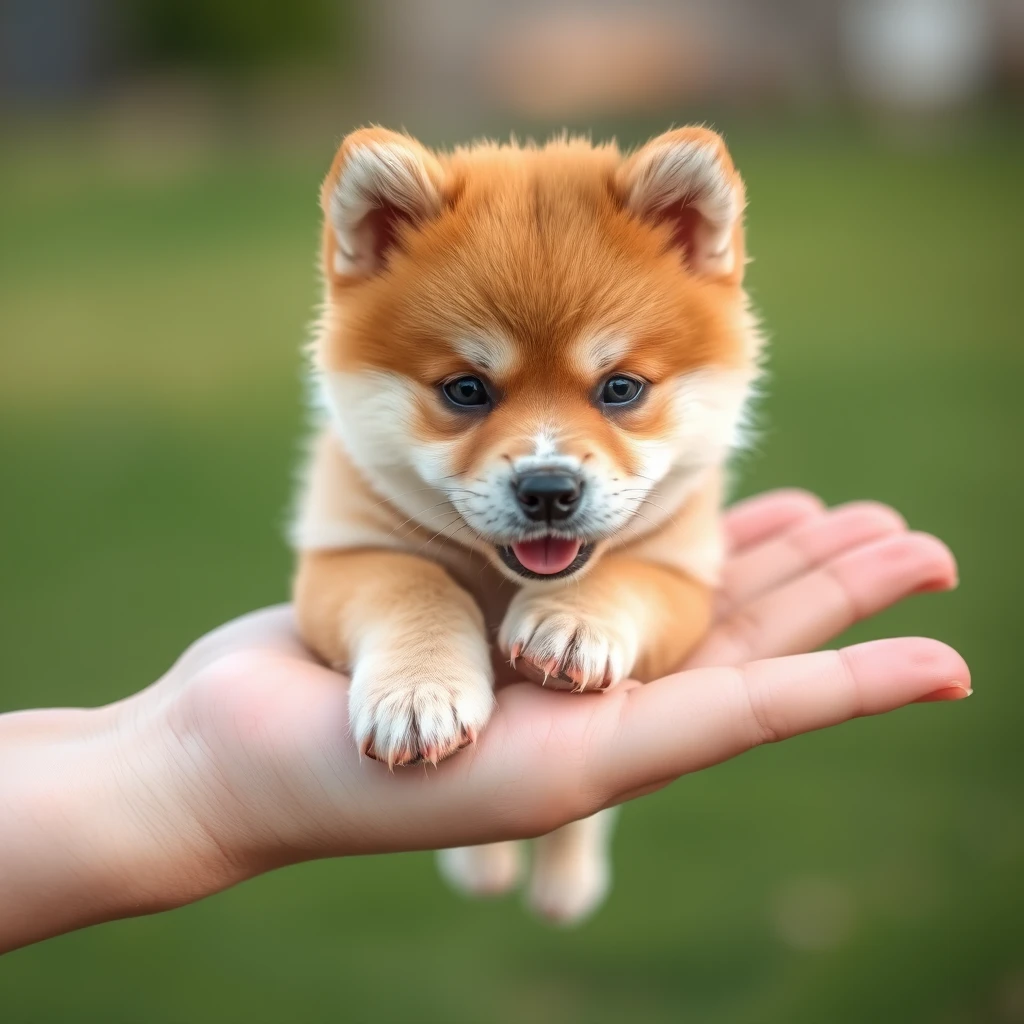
[0,691,249,951]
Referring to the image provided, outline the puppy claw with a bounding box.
[368,734,470,769]
[350,668,494,771]
[420,744,442,767]
[500,603,636,694]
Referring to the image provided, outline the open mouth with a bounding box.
[498,536,595,580]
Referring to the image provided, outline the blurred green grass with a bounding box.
[1,115,1022,1023]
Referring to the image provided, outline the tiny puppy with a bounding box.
[292,126,764,922]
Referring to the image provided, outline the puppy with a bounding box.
[292,126,763,922]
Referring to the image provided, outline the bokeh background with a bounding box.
[1,1,1022,1020]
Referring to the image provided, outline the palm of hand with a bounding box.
[154,491,961,865]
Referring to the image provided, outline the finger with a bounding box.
[594,638,970,804]
[691,532,957,668]
[720,501,907,611]
[166,605,314,680]
[723,489,826,553]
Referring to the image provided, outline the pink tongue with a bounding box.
[511,537,582,575]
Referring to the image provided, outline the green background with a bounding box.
[1,115,1022,1022]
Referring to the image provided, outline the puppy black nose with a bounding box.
[515,474,582,523]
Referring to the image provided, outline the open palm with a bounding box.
[145,489,965,871]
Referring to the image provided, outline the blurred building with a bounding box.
[2,0,1022,127]
[368,0,1021,121]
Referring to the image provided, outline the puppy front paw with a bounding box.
[499,595,638,692]
[349,649,494,768]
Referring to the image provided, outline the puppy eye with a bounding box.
[442,375,490,409]
[600,375,644,406]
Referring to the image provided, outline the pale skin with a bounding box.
[0,491,969,953]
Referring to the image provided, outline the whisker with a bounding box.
[384,501,462,540]
[633,497,682,529]
[613,491,684,532]
[381,492,481,541]
[628,509,657,528]
[415,516,474,558]
[367,485,483,513]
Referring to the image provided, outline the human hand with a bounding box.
[0,490,967,951]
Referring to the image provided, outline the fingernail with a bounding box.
[914,575,959,594]
[915,681,973,703]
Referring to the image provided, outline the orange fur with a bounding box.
[291,125,765,921]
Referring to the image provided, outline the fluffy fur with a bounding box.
[291,125,764,921]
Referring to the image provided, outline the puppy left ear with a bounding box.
[320,127,445,281]
[616,127,746,282]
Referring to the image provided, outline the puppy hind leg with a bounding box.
[527,808,618,925]
[437,841,524,898]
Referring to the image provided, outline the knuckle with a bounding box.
[732,667,783,746]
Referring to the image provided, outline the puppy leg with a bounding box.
[528,808,618,924]
[294,549,494,766]
[501,557,713,690]
[436,842,524,897]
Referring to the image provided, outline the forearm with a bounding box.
[0,699,240,953]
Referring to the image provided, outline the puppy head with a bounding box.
[314,127,762,582]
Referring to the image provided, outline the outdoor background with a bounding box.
[1,1,1022,1021]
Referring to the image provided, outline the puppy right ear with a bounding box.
[321,127,445,281]
[616,127,746,283]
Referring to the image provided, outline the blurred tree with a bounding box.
[1,0,362,103]
[118,0,358,72]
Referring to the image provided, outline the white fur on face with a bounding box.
[319,364,755,556]
[531,427,560,459]
[608,365,756,535]
[322,370,418,469]
[671,366,757,468]
[452,334,518,378]
[452,366,752,547]
[573,333,629,377]
[321,370,463,535]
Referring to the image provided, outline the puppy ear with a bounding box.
[616,127,746,282]
[321,127,445,280]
